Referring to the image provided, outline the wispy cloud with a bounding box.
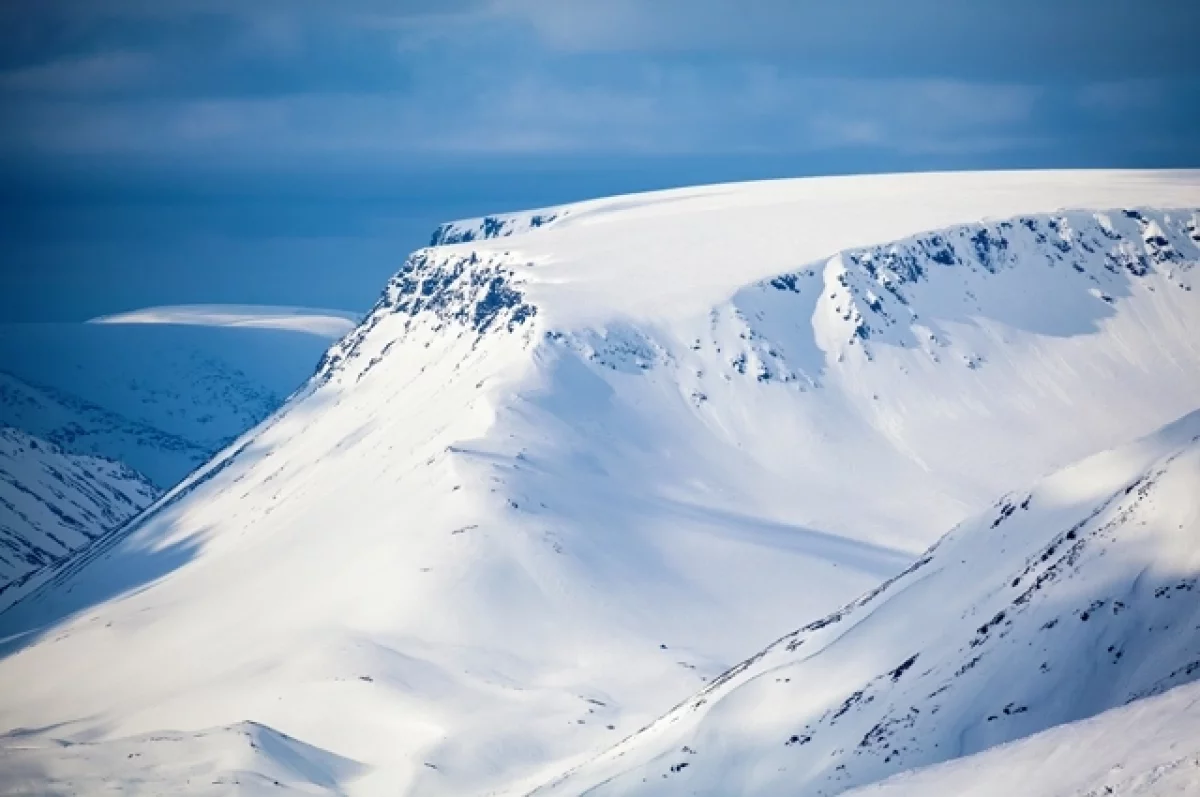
[0,69,1046,160]
[0,51,153,93]
[0,1,1195,168]
[491,0,1200,80]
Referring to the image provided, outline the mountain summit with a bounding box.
[0,170,1197,796]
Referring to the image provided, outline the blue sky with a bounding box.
[2,0,1198,321]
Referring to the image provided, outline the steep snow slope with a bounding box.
[0,427,157,594]
[0,316,347,486]
[845,679,1200,797]
[533,410,1200,797]
[0,171,1197,797]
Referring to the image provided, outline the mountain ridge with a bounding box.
[530,408,1200,795]
[0,170,1197,797]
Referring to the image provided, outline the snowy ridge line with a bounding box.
[0,171,1198,797]
[844,679,1200,797]
[531,411,1200,796]
[529,549,946,795]
[748,206,1199,362]
[319,205,1199,393]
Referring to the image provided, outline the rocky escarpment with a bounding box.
[543,208,1200,393]
[315,247,539,385]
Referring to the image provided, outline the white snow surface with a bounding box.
[0,170,1198,796]
[89,304,361,339]
[0,427,157,594]
[845,679,1200,797]
[531,409,1200,796]
[449,169,1198,325]
[0,721,365,796]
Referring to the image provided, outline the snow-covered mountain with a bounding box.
[532,409,1200,796]
[845,679,1200,797]
[0,170,1197,797]
[0,426,157,595]
[0,370,210,488]
[0,313,352,487]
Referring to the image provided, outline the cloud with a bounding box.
[493,0,1200,81]
[0,67,1046,160]
[0,0,1195,169]
[1076,80,1169,114]
[0,51,152,93]
[88,304,360,338]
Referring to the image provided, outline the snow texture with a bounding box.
[846,679,1200,797]
[0,721,364,796]
[532,411,1200,796]
[0,170,1197,797]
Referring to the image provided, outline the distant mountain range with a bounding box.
[0,309,351,599]
[0,426,157,595]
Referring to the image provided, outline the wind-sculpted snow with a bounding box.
[0,171,1198,797]
[0,427,157,594]
[531,412,1200,796]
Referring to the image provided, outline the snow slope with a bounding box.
[845,679,1200,797]
[531,410,1200,796]
[0,721,365,797]
[0,312,349,487]
[0,170,1197,797]
[0,427,157,594]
